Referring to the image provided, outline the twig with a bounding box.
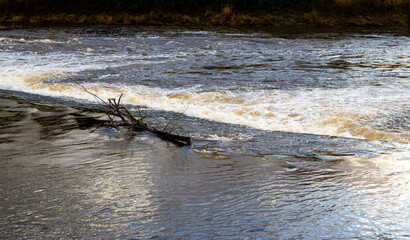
[80,85,108,106]
[81,86,192,146]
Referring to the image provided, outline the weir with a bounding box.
[0,25,409,239]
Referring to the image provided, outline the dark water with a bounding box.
[0,25,409,239]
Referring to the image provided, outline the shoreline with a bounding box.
[0,11,408,27]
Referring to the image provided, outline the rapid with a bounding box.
[0,25,409,238]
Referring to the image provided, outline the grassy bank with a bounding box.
[0,0,408,27]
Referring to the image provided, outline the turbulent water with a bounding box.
[0,25,409,239]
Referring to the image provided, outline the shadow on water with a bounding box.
[0,98,104,142]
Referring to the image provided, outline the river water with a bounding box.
[0,25,409,239]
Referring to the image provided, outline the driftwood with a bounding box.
[81,86,192,146]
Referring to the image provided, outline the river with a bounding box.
[0,25,409,239]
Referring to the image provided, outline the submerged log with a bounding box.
[152,130,192,146]
[82,86,192,146]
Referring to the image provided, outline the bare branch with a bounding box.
[81,86,192,146]
[79,85,108,106]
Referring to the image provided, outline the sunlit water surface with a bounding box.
[0,25,409,238]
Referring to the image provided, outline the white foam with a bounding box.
[0,35,408,145]
[0,37,66,45]
[55,82,407,144]
[1,61,408,144]
[30,39,62,44]
[204,134,236,142]
[0,37,26,44]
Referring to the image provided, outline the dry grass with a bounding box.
[0,0,408,26]
[334,0,407,7]
[0,4,408,27]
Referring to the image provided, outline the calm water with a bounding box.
[0,25,409,239]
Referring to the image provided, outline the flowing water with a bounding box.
[0,25,409,239]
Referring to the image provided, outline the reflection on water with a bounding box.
[1,97,409,239]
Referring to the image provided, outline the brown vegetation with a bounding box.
[0,10,407,27]
[0,0,408,26]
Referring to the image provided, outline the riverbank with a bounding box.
[0,10,407,27]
